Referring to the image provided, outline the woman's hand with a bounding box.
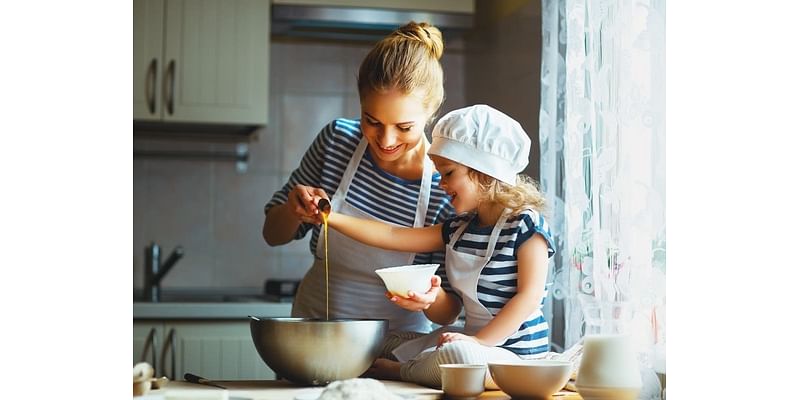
[286,184,329,224]
[386,275,441,312]
[437,332,481,348]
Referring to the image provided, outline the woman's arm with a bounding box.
[262,121,335,246]
[326,212,445,253]
[471,234,550,346]
[263,185,327,246]
[263,203,298,246]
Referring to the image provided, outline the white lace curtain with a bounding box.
[539,0,666,372]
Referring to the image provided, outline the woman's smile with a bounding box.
[378,143,403,155]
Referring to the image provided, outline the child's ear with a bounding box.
[465,167,480,182]
[468,168,495,187]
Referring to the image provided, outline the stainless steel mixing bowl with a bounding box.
[249,317,388,385]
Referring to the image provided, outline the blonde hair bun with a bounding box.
[394,21,444,60]
[358,20,445,116]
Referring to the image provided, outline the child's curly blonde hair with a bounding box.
[467,169,547,215]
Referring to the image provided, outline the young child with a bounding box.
[321,104,556,388]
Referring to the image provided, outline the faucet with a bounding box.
[144,242,184,302]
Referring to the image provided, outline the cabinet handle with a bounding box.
[159,328,177,380]
[164,60,175,115]
[145,58,157,114]
[140,327,159,375]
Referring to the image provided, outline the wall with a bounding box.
[465,0,542,179]
[133,36,466,290]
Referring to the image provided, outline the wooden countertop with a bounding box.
[138,379,583,400]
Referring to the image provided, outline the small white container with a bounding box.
[440,364,486,399]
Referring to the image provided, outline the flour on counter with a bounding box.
[317,378,405,400]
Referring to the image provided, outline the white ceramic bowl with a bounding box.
[374,263,439,298]
[488,359,572,399]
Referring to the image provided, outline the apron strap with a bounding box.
[414,156,433,228]
[450,209,512,266]
[482,210,511,266]
[331,137,368,207]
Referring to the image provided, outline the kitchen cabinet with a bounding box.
[133,0,270,125]
[134,322,165,371]
[133,320,275,380]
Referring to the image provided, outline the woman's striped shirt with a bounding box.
[265,118,454,268]
[441,209,556,357]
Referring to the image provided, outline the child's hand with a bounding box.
[286,184,329,224]
[437,332,480,348]
[386,275,441,312]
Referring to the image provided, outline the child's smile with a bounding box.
[431,155,476,213]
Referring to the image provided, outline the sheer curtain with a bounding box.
[539,0,666,373]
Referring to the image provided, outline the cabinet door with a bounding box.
[133,322,165,374]
[167,321,275,380]
[133,0,165,120]
[162,0,269,125]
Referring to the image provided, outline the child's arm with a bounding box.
[423,283,464,325]
[390,275,464,325]
[326,211,446,253]
[447,234,550,347]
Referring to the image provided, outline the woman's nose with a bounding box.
[377,131,398,147]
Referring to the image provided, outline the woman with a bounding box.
[262,21,454,334]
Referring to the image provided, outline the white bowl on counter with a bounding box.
[488,359,572,399]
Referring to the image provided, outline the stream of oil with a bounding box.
[320,210,329,320]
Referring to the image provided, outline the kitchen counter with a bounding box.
[136,380,584,399]
[133,288,294,319]
[133,301,293,319]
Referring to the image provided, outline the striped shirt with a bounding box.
[265,118,454,268]
[441,209,556,357]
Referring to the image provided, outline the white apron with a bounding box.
[291,137,434,333]
[392,212,511,362]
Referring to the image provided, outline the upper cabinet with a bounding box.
[133,0,270,125]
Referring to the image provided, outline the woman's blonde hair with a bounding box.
[468,169,547,215]
[358,21,445,119]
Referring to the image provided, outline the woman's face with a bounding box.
[360,88,431,164]
[430,155,480,214]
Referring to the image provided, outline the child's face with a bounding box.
[360,88,431,165]
[430,155,480,214]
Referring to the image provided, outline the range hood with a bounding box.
[272,1,475,42]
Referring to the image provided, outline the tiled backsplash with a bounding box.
[133,39,467,289]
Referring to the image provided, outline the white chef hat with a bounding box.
[429,104,530,185]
